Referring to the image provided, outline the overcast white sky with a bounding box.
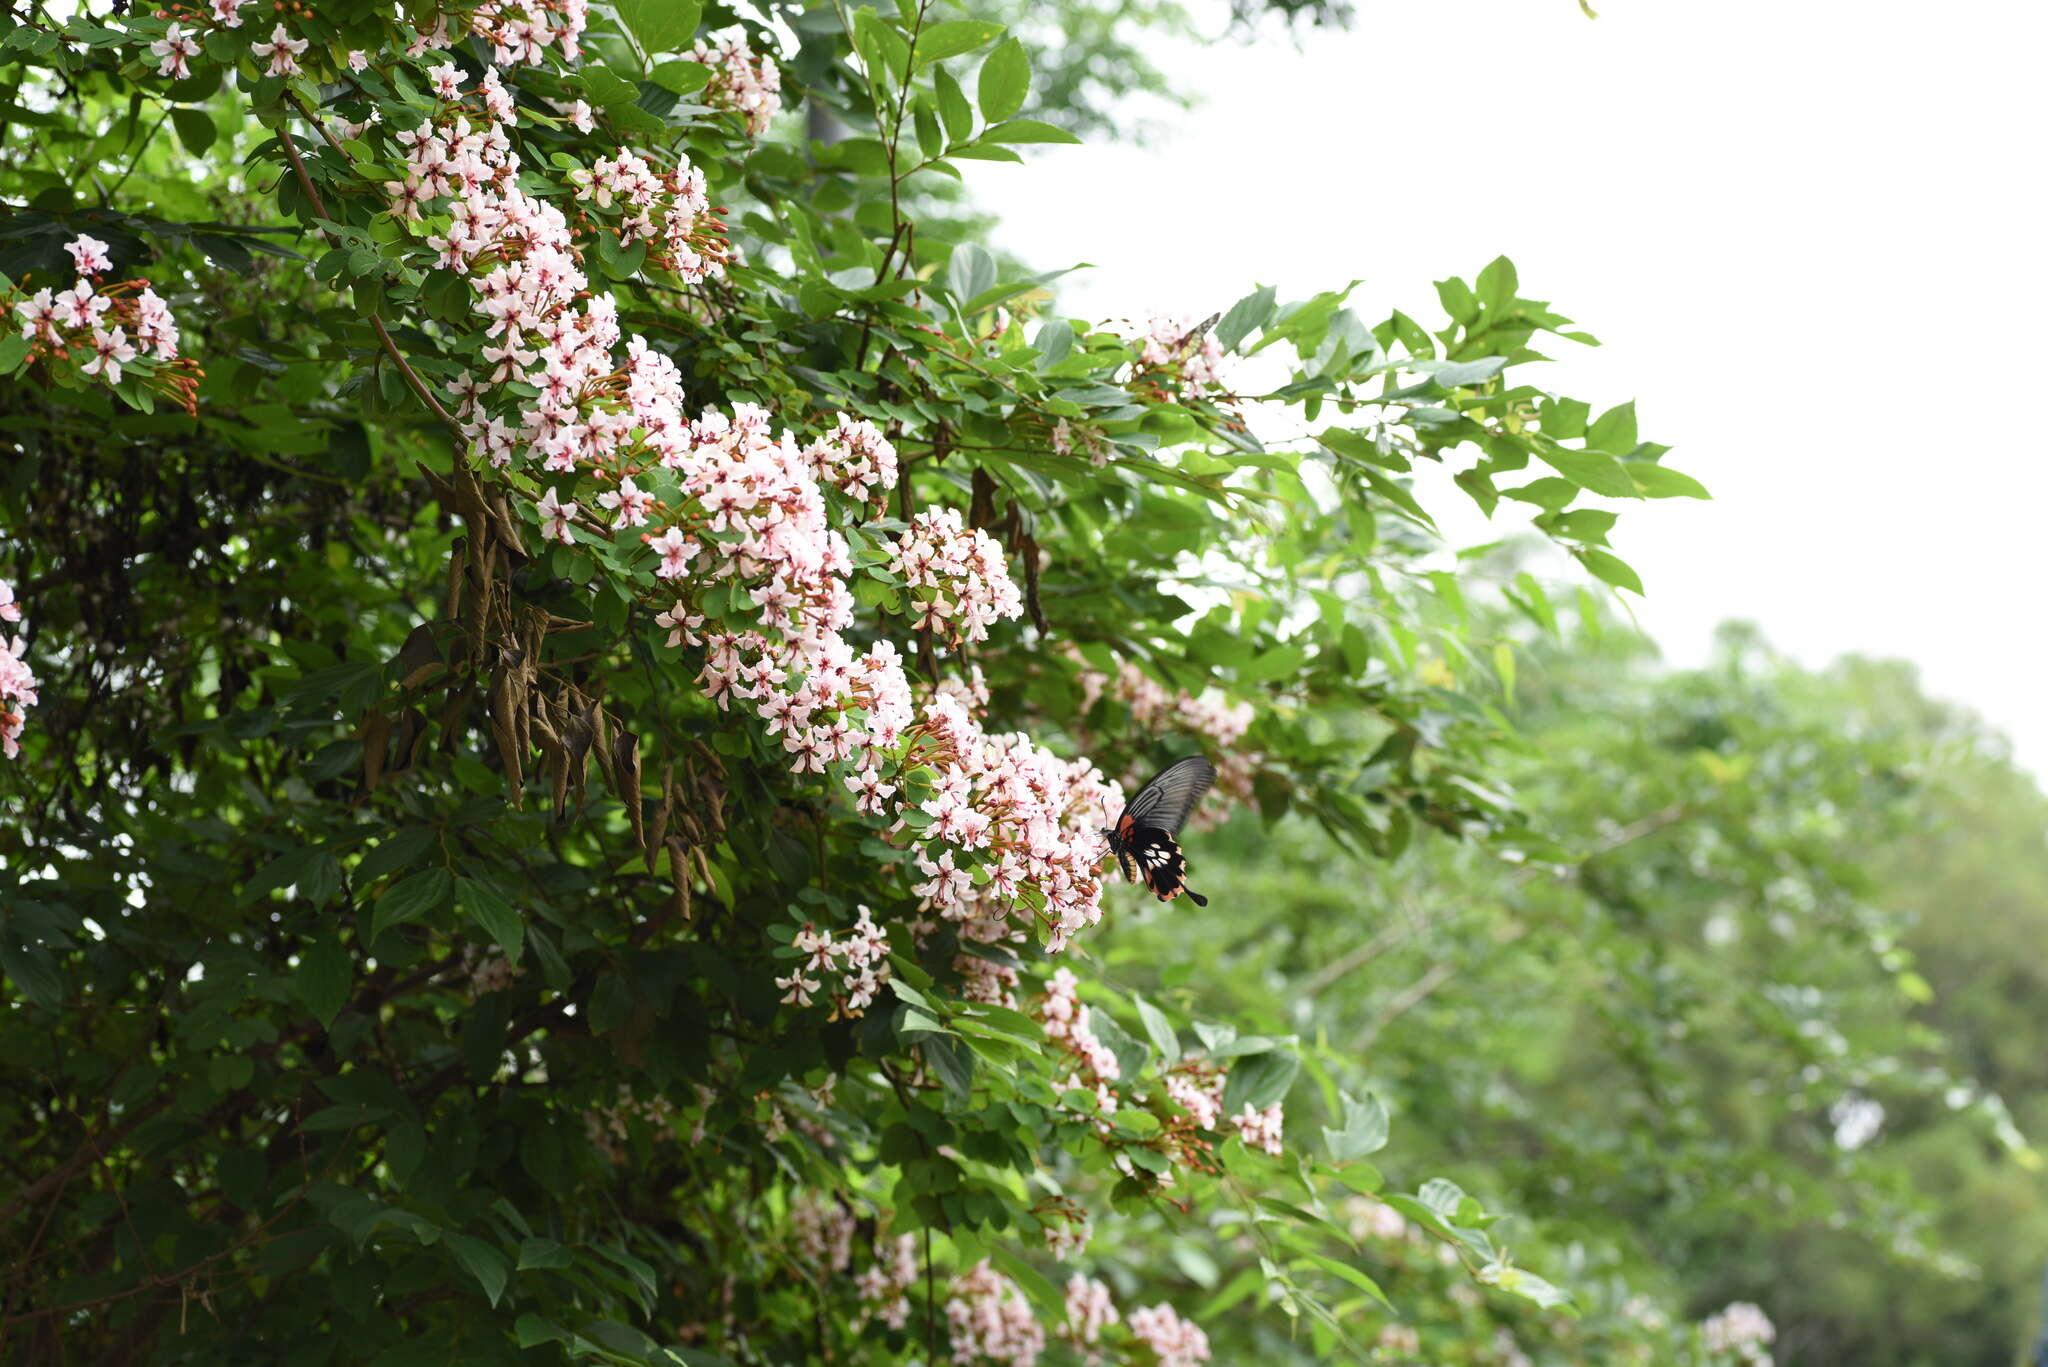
[965,0,2048,775]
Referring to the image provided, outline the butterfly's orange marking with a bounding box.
[1116,812,1135,836]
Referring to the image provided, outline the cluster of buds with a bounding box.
[685,28,782,136]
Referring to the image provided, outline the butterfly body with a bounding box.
[1104,756,1215,907]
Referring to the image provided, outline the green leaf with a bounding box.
[1,937,65,1009]
[456,879,524,966]
[1034,319,1072,367]
[981,118,1081,145]
[990,1245,1063,1315]
[518,1237,573,1270]
[1475,255,1519,311]
[1221,1049,1299,1114]
[1302,1252,1394,1309]
[1586,399,1638,453]
[976,38,1029,122]
[371,867,452,942]
[445,1232,510,1307]
[946,242,996,304]
[650,59,713,94]
[934,66,973,142]
[1628,463,1710,499]
[0,334,28,371]
[1578,547,1644,595]
[1535,446,1640,499]
[914,20,1003,65]
[170,107,215,155]
[1322,1091,1389,1161]
[616,0,701,57]
[1216,284,1275,350]
[295,934,351,1028]
[1133,994,1180,1063]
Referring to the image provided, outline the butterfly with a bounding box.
[1104,755,1216,907]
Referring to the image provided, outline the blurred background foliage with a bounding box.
[1095,593,2048,1364]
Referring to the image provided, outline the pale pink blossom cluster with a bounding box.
[889,508,1024,647]
[0,577,35,759]
[1137,315,1228,403]
[789,1192,855,1273]
[775,905,891,1017]
[904,694,1121,952]
[381,81,1125,1000]
[1041,1207,1091,1261]
[1232,1100,1285,1156]
[1062,1274,1119,1348]
[458,942,521,997]
[954,953,1020,1008]
[1164,1068,1224,1130]
[1375,1323,1421,1355]
[685,28,782,136]
[568,145,727,279]
[855,1234,920,1330]
[14,236,183,392]
[1127,1303,1212,1367]
[1701,1302,1776,1366]
[584,1085,675,1163]
[803,414,899,510]
[1074,655,1256,827]
[1050,417,1109,469]
[1035,967,1122,1127]
[1344,1197,1413,1244]
[465,0,589,66]
[947,1261,1046,1367]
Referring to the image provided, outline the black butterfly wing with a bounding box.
[1109,756,1216,907]
[1117,756,1215,837]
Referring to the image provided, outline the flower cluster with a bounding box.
[584,1085,675,1163]
[685,28,782,136]
[380,75,1117,1010]
[855,1235,920,1330]
[903,694,1121,952]
[1135,315,1228,403]
[947,1261,1046,1367]
[1034,1194,1091,1262]
[889,508,1024,647]
[1128,1302,1212,1367]
[1062,1275,1119,1357]
[955,952,1021,1008]
[789,1191,856,1274]
[1164,1065,1224,1130]
[458,942,521,997]
[804,414,899,510]
[568,145,728,279]
[1232,1100,1285,1156]
[13,235,195,414]
[465,0,589,66]
[1074,654,1256,827]
[1700,1302,1776,1366]
[0,576,34,759]
[775,905,891,1017]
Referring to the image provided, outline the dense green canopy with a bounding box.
[0,3,2038,1365]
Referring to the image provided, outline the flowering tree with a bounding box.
[0,1,1709,1361]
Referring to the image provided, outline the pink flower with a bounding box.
[251,24,309,78]
[428,62,464,99]
[646,525,697,578]
[536,486,577,544]
[51,282,109,330]
[149,24,200,79]
[597,475,656,528]
[81,326,138,383]
[1129,1303,1211,1367]
[62,235,112,275]
[209,0,250,28]
[347,49,370,71]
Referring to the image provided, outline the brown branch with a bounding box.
[271,113,460,435]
